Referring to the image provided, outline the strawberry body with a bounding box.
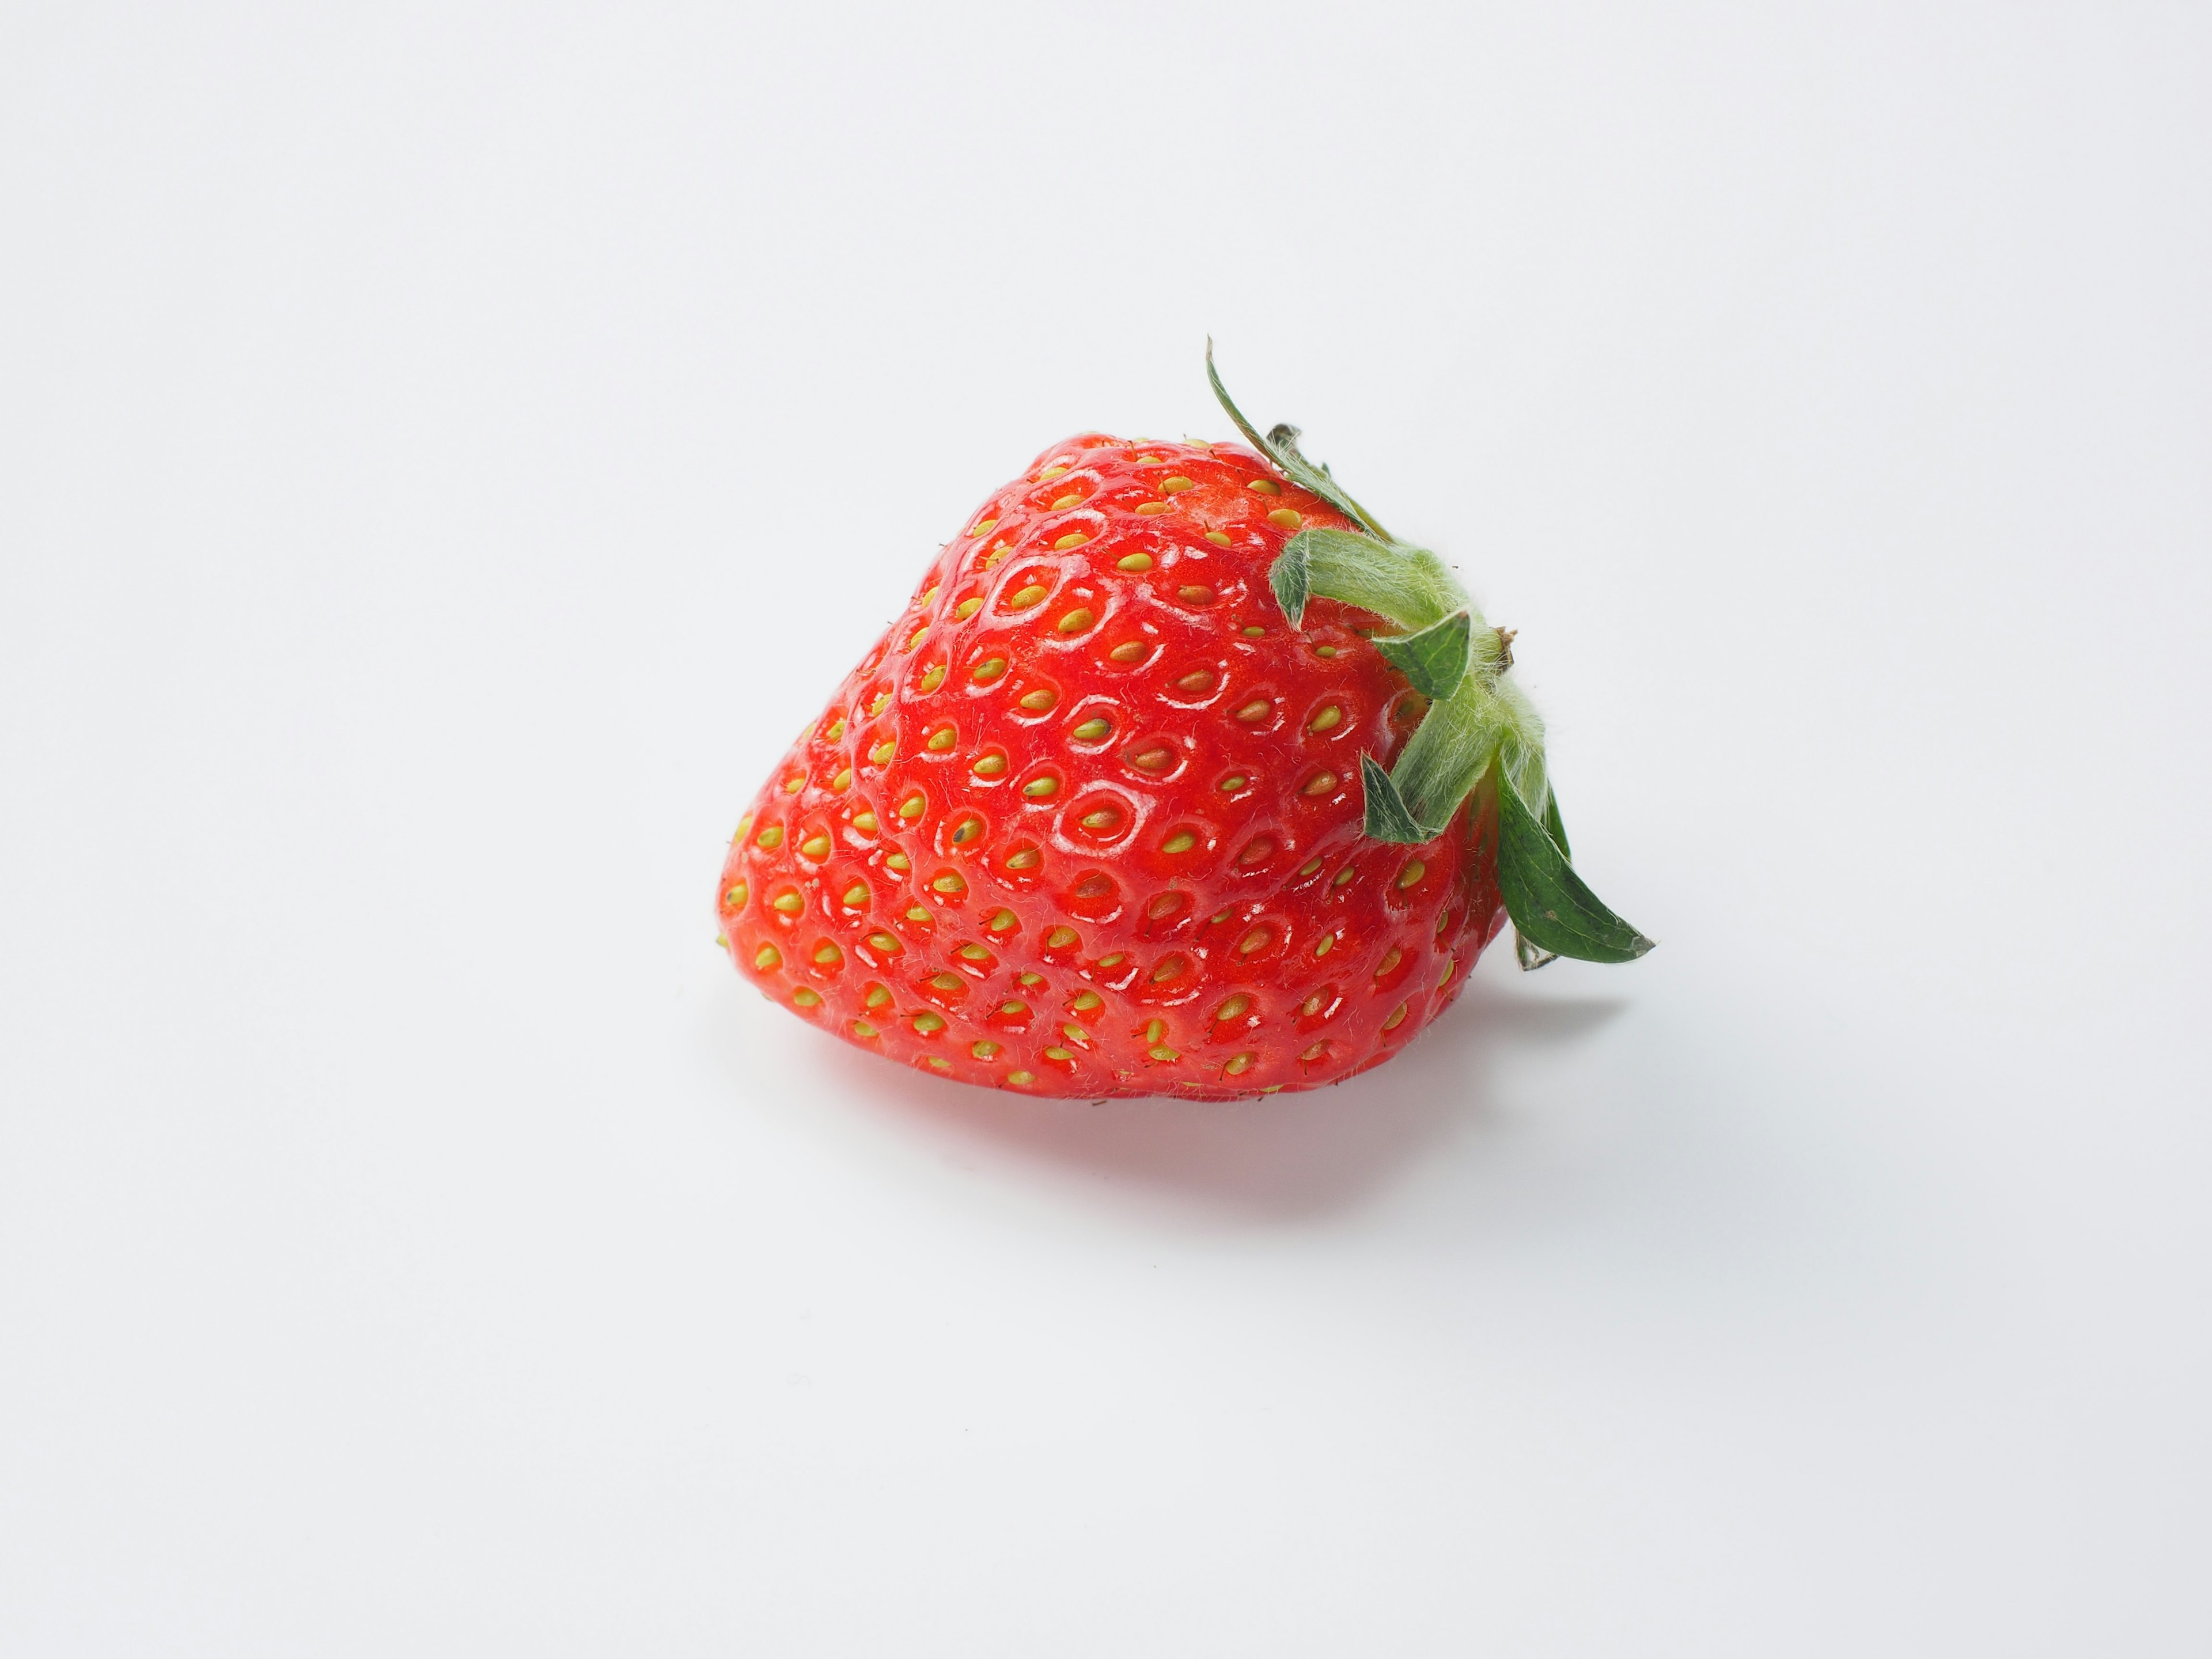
[717,433,1509,1099]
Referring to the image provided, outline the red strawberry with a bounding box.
[715,350,1650,1099]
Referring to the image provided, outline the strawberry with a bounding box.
[714,349,1650,1099]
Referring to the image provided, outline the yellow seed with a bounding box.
[954,597,983,620]
[1143,1020,1165,1043]
[853,1020,878,1038]
[1205,531,1232,547]
[1056,607,1094,632]
[1130,748,1172,772]
[793,987,821,1007]
[1397,859,1427,889]
[906,906,930,922]
[1219,774,1247,793]
[1225,1053,1253,1075]
[830,768,852,792]
[1070,991,1101,1013]
[1333,866,1357,888]
[973,753,1006,777]
[1116,552,1154,573]
[1134,501,1171,516]
[931,972,963,991]
[1018,972,1042,987]
[1267,508,1302,531]
[1007,1069,1036,1084]
[972,1040,999,1059]
[1376,948,1402,976]
[754,945,781,970]
[999,999,1028,1016]
[885,852,911,872]
[919,586,941,608]
[917,664,945,694]
[1215,994,1251,1022]
[1314,933,1334,956]
[1242,626,1264,638]
[1302,993,1323,1017]
[968,517,998,537]
[1054,532,1090,551]
[867,932,899,952]
[1162,476,1195,493]
[865,984,891,1008]
[899,795,926,820]
[1045,926,1078,949]
[869,740,895,765]
[1006,847,1041,870]
[914,1012,945,1034]
[1382,1003,1408,1031]
[1039,464,1069,480]
[1175,669,1212,692]
[1315,645,1337,658]
[1080,809,1119,830]
[815,943,843,964]
[906,626,928,652]
[1149,1046,1179,1063]
[933,874,965,895]
[959,944,990,963]
[1309,705,1343,732]
[982,543,1011,566]
[1071,717,1111,741]
[1051,493,1081,510]
[1018,689,1056,711]
[1108,641,1147,664]
[1234,699,1270,722]
[801,834,830,858]
[1008,584,1047,609]
[868,690,890,716]
[826,719,846,740]
[1022,776,1060,798]
[1297,858,1322,877]
[1162,830,1195,854]
[1238,929,1270,955]
[926,728,956,752]
[1237,839,1273,865]
[1300,1041,1327,1062]
[1062,1024,1088,1043]
[853,810,878,834]
[725,881,749,907]
[987,909,1015,931]
[1150,955,1186,982]
[1302,771,1337,796]
[1438,955,1456,987]
[772,892,804,914]
[926,1056,952,1071]
[1248,478,1281,496]
[1097,952,1126,969]
[783,777,804,794]
[733,813,753,840]
[974,657,1007,682]
[1044,1047,1074,1062]
[756,825,784,849]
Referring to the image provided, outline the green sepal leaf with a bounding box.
[1359,753,1434,844]
[1268,540,1310,629]
[1495,769,1654,964]
[1542,785,1570,860]
[1376,609,1474,700]
[1206,340,1392,540]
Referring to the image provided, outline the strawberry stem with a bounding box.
[1207,344,1654,966]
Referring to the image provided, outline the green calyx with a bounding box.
[1207,342,1653,968]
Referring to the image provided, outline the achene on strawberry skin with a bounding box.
[715,353,1649,1100]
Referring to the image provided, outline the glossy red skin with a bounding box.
[717,434,1507,1099]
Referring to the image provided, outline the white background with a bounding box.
[3,3,2208,1653]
